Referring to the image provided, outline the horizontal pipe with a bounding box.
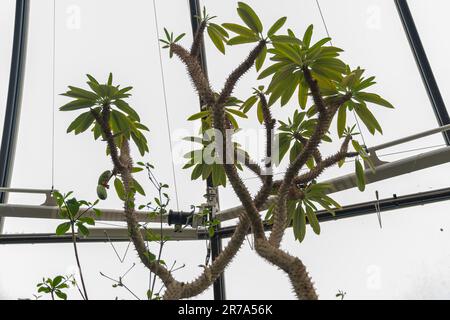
[368,124,450,152]
[209,186,450,239]
[325,146,450,193]
[4,186,449,244]
[216,146,450,222]
[0,203,168,223]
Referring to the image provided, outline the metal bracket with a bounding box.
[0,187,56,206]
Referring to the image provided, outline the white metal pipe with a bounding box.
[215,146,450,222]
[0,203,168,223]
[369,124,450,152]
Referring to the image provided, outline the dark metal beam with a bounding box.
[0,233,127,245]
[188,0,226,301]
[395,0,450,145]
[0,0,30,233]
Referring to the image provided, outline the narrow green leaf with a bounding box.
[113,100,140,122]
[305,205,320,235]
[222,23,255,37]
[293,204,306,242]
[255,45,267,71]
[241,95,258,113]
[60,99,95,111]
[303,25,314,48]
[208,26,225,54]
[132,178,146,196]
[227,35,259,45]
[188,110,210,121]
[226,108,248,118]
[107,73,113,86]
[237,2,263,33]
[114,178,126,201]
[357,92,394,109]
[268,16,287,36]
[355,159,365,191]
[337,105,347,138]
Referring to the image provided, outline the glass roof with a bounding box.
[0,0,449,300]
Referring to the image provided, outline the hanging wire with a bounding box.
[51,0,56,190]
[152,0,180,210]
[314,0,368,147]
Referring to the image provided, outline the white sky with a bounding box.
[0,0,449,300]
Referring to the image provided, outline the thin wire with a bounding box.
[152,0,180,210]
[314,0,368,147]
[51,0,56,189]
[315,0,332,45]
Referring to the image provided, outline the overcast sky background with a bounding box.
[0,0,450,300]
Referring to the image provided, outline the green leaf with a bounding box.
[255,45,267,71]
[357,92,394,109]
[268,16,287,36]
[188,110,210,121]
[52,276,63,287]
[174,33,186,43]
[293,205,306,242]
[60,99,95,111]
[305,205,320,235]
[354,103,382,134]
[62,86,98,101]
[303,24,314,48]
[227,35,259,45]
[337,105,347,138]
[241,95,258,113]
[114,178,126,201]
[74,111,95,135]
[209,23,229,38]
[132,178,146,196]
[86,74,99,84]
[66,111,91,133]
[258,61,288,79]
[280,74,299,106]
[191,164,204,180]
[298,81,308,109]
[226,108,248,118]
[355,158,365,191]
[77,223,89,236]
[237,2,263,33]
[55,291,67,300]
[208,26,225,54]
[56,222,71,235]
[256,100,264,124]
[227,113,239,129]
[113,100,140,122]
[289,141,302,162]
[66,198,80,217]
[222,23,255,37]
[272,42,302,64]
[107,73,113,86]
[79,217,95,225]
[276,133,291,164]
[271,35,303,47]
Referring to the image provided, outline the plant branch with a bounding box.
[191,20,207,58]
[217,40,266,106]
[70,222,88,300]
[170,43,216,106]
